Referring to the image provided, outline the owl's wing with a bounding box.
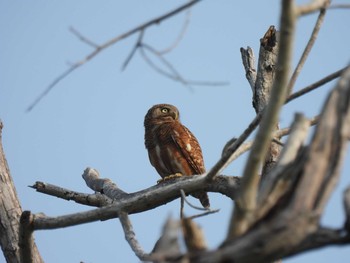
[170,123,205,175]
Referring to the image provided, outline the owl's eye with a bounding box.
[161,108,169,113]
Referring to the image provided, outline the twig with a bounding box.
[187,209,220,220]
[119,211,151,261]
[140,44,229,87]
[180,189,208,211]
[288,4,329,94]
[158,7,192,55]
[122,30,144,70]
[286,66,349,103]
[26,0,202,112]
[180,190,185,219]
[140,44,192,88]
[69,27,99,48]
[26,65,79,112]
[206,112,263,181]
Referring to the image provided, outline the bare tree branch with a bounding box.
[0,122,43,263]
[26,0,202,112]
[191,64,350,263]
[30,171,238,230]
[297,0,330,16]
[254,25,279,114]
[119,211,152,261]
[122,30,144,70]
[286,227,350,256]
[255,25,281,176]
[287,66,349,103]
[206,113,263,182]
[140,44,194,88]
[69,27,99,48]
[32,206,119,230]
[227,0,296,239]
[180,189,209,211]
[158,7,192,55]
[26,66,78,112]
[196,227,350,263]
[140,44,229,87]
[329,4,350,9]
[29,66,350,262]
[82,167,127,199]
[33,174,240,207]
[30,181,113,207]
[83,168,240,201]
[207,62,342,186]
[298,67,350,214]
[240,46,257,90]
[19,211,35,263]
[288,3,329,94]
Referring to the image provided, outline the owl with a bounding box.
[144,104,210,208]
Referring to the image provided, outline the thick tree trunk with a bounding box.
[0,122,43,263]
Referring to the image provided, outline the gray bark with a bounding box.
[0,122,43,263]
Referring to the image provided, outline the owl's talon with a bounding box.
[157,173,183,184]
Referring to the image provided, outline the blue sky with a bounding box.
[1,1,350,262]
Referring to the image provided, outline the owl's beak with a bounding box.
[172,111,178,120]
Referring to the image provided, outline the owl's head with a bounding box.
[144,104,180,126]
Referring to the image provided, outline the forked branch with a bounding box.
[26,0,202,112]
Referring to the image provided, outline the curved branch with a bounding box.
[26,0,202,112]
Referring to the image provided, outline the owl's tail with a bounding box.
[191,191,210,209]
